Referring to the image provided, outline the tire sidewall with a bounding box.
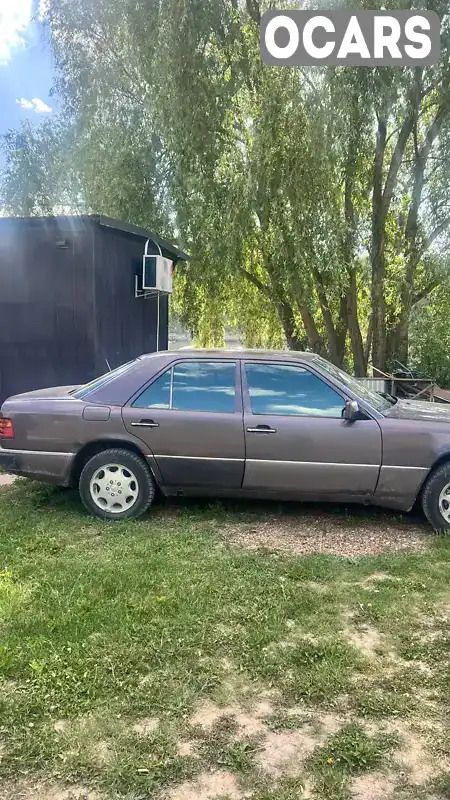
[422,465,450,532]
[79,449,155,521]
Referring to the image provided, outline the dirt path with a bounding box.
[216,505,432,556]
[0,473,15,487]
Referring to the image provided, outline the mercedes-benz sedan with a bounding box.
[2,349,450,530]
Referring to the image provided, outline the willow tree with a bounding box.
[0,118,84,216]
[4,0,450,373]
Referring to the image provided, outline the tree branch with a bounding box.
[404,105,450,268]
[419,217,450,258]
[412,280,441,307]
[299,69,323,107]
[238,266,272,300]
[382,70,423,217]
[382,113,416,214]
[245,0,260,25]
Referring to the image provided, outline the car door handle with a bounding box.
[130,419,160,428]
[246,425,277,434]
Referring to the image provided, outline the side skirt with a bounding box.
[159,485,375,506]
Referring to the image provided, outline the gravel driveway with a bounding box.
[218,504,433,556]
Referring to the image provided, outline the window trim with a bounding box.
[130,365,173,410]
[241,360,351,420]
[129,359,242,414]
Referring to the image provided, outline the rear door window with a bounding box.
[132,361,237,413]
[172,361,236,412]
[132,369,171,408]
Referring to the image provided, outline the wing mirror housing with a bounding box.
[343,399,360,422]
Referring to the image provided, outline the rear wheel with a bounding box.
[422,463,450,532]
[79,448,155,520]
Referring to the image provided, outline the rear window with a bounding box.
[72,360,137,399]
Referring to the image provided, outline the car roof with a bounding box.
[138,348,316,361]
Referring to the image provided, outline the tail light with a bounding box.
[0,418,14,439]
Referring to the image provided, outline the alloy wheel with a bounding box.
[89,463,139,513]
[438,481,450,524]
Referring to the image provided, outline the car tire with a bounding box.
[422,462,450,532]
[79,448,155,521]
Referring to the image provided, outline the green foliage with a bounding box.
[410,281,450,388]
[1,0,450,371]
[0,118,83,216]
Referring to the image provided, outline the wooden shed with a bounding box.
[0,215,189,402]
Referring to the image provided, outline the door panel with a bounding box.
[244,416,381,495]
[242,362,382,496]
[122,360,245,488]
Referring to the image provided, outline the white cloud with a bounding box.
[16,97,53,113]
[0,0,32,65]
[38,0,51,22]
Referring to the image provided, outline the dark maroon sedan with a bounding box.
[1,349,450,529]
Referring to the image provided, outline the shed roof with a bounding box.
[0,215,190,262]
[92,216,189,261]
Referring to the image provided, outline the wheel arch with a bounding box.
[416,451,450,502]
[69,439,160,488]
[430,451,450,471]
[420,452,450,493]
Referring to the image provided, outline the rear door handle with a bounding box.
[130,419,159,428]
[246,425,277,434]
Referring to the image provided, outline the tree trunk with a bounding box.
[276,300,307,350]
[364,317,373,371]
[392,106,449,367]
[335,294,349,367]
[371,117,387,371]
[370,78,420,371]
[347,268,366,375]
[342,121,365,375]
[313,271,346,366]
[371,238,386,370]
[298,304,328,357]
[389,310,410,366]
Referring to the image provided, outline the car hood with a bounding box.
[384,398,450,423]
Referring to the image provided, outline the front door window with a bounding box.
[245,363,344,417]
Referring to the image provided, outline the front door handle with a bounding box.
[246,425,277,434]
[130,419,159,428]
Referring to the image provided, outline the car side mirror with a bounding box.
[343,399,360,422]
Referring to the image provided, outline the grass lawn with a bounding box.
[1,480,450,800]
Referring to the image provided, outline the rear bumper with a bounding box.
[0,447,74,485]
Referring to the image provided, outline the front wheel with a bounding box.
[79,448,155,520]
[421,463,450,532]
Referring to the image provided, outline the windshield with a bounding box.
[313,356,393,413]
[72,360,137,399]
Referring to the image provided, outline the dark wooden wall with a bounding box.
[0,217,169,403]
[0,217,95,401]
[93,225,168,375]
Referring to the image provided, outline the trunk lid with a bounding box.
[1,386,79,408]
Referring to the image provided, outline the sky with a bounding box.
[0,0,57,145]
